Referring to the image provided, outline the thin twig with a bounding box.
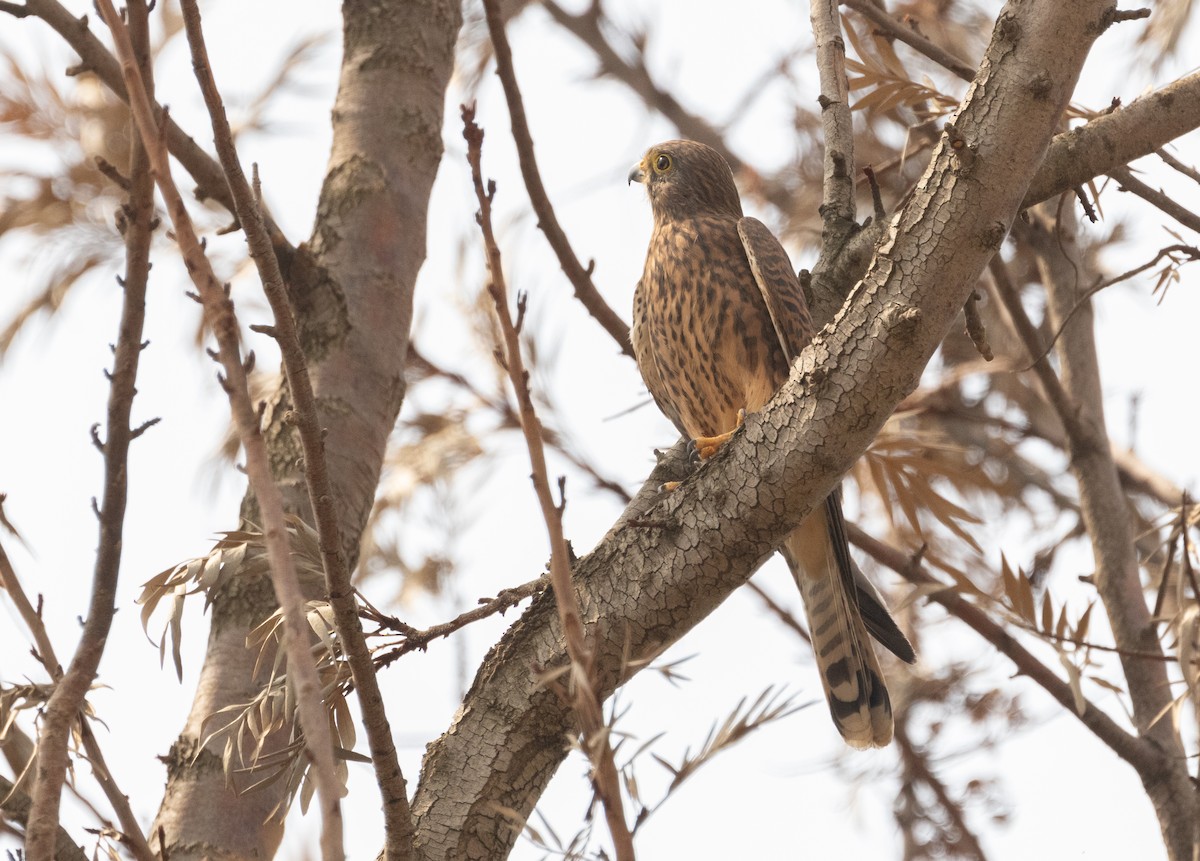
[23,3,157,856]
[482,0,633,357]
[1028,243,1200,364]
[91,3,346,860]
[1156,148,1200,185]
[17,0,293,267]
[841,0,976,82]
[0,539,61,679]
[370,577,548,668]
[1110,165,1200,234]
[845,524,1164,774]
[179,2,413,857]
[463,104,635,861]
[986,256,1079,429]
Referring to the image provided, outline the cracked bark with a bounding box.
[149,2,462,858]
[409,2,1116,857]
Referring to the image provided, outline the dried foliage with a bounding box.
[2,0,1200,858]
[138,517,327,680]
[196,599,361,821]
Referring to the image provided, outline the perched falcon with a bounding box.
[629,140,915,748]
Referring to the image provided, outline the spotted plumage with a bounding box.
[629,140,915,748]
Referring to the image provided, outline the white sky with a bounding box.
[2,1,1198,859]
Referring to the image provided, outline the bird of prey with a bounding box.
[629,140,915,748]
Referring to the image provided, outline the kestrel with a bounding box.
[629,140,915,748]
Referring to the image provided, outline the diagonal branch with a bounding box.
[11,0,295,266]
[1109,165,1200,233]
[178,2,414,858]
[846,524,1148,766]
[464,104,635,861]
[841,0,976,82]
[90,3,347,859]
[410,4,1118,856]
[482,0,633,357]
[1023,69,1200,208]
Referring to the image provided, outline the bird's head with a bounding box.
[628,140,743,221]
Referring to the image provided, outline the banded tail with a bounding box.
[783,496,915,748]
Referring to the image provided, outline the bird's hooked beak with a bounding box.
[627,161,647,185]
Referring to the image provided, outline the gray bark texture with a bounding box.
[409,2,1117,857]
[149,2,463,858]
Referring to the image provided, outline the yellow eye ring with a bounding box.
[653,153,673,173]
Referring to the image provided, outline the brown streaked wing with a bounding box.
[737,217,814,362]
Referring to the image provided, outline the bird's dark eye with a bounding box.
[654,153,673,173]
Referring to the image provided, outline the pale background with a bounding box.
[2,1,1197,858]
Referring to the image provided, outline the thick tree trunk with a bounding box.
[409,2,1114,857]
[151,2,462,858]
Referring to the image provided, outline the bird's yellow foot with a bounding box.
[659,480,682,493]
[688,409,746,461]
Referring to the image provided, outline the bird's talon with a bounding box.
[658,480,681,493]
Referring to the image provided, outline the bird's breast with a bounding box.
[632,217,788,439]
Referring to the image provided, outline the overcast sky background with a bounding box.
[2,1,1198,858]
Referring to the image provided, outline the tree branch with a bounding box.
[841,0,976,82]
[1109,165,1200,233]
[24,2,156,856]
[91,3,346,859]
[178,3,416,858]
[464,105,634,861]
[410,4,1116,855]
[811,0,858,245]
[1025,209,1196,860]
[1023,70,1200,208]
[482,0,633,357]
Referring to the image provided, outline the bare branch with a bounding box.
[1156,147,1200,184]
[482,0,632,357]
[811,0,857,243]
[1028,209,1195,859]
[89,3,346,859]
[1024,70,1200,208]
[463,103,635,861]
[23,3,156,857]
[1110,165,1200,233]
[179,2,414,856]
[371,577,547,667]
[842,0,976,82]
[986,256,1078,425]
